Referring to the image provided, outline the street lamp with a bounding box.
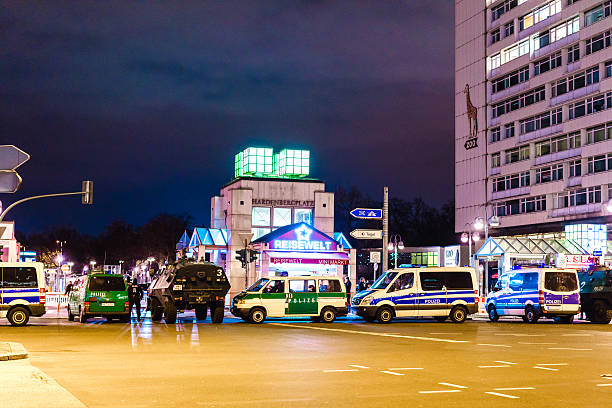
[387,234,404,269]
[67,261,74,276]
[89,260,96,272]
[118,260,124,275]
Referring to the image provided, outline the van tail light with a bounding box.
[89,297,98,302]
[474,290,479,303]
[84,301,90,311]
[124,302,129,311]
[39,288,46,304]
[538,290,545,305]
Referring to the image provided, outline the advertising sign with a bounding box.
[444,245,460,267]
[270,224,337,252]
[556,254,594,269]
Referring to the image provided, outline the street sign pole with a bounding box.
[382,186,389,273]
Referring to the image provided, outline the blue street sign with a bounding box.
[350,208,382,219]
[593,250,603,256]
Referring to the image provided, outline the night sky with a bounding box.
[1,1,454,234]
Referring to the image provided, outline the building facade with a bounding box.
[456,0,612,236]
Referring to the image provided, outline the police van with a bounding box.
[352,267,478,323]
[0,262,46,326]
[485,268,580,323]
[231,276,348,323]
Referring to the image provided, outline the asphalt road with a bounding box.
[2,313,611,408]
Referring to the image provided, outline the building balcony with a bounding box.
[491,186,530,200]
[567,176,582,188]
[550,83,600,107]
[551,203,602,218]
[519,124,563,143]
[534,148,581,166]
[489,167,501,176]
[531,33,579,60]
[489,82,531,103]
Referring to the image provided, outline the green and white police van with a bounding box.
[231,276,348,323]
[67,273,130,323]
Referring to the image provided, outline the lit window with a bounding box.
[273,208,292,227]
[294,208,313,225]
[252,207,271,227]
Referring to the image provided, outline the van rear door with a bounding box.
[543,271,579,312]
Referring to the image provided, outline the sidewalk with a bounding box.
[0,342,28,361]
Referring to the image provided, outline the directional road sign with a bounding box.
[0,145,30,193]
[0,171,23,193]
[350,208,382,219]
[350,229,383,240]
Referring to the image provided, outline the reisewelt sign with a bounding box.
[270,224,338,252]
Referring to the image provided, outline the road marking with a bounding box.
[439,382,468,389]
[380,371,404,376]
[477,343,512,348]
[429,332,463,335]
[323,369,359,373]
[536,363,568,366]
[596,384,612,387]
[548,347,592,351]
[418,390,462,394]
[495,361,518,365]
[494,333,544,337]
[494,387,535,391]
[478,365,511,368]
[533,366,558,371]
[562,333,592,336]
[485,391,519,399]
[518,342,557,345]
[269,323,469,343]
[349,365,369,369]
[389,367,425,370]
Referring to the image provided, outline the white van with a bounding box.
[352,267,479,323]
[231,276,348,323]
[0,262,46,326]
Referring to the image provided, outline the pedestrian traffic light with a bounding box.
[82,180,93,205]
[248,250,259,264]
[235,248,247,268]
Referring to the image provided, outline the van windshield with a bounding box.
[544,272,578,292]
[371,272,398,290]
[247,278,269,292]
[88,276,125,291]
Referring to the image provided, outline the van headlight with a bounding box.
[361,295,374,305]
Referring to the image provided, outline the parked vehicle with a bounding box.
[486,268,580,324]
[147,259,230,324]
[579,268,612,324]
[352,267,478,323]
[0,262,46,326]
[231,276,348,323]
[67,273,130,323]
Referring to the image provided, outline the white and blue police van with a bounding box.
[485,267,580,324]
[0,262,46,326]
[352,267,479,323]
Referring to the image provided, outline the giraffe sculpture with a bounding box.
[464,84,478,138]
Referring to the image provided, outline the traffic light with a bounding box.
[82,180,93,205]
[248,250,259,264]
[235,248,247,268]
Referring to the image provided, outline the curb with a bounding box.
[0,342,28,361]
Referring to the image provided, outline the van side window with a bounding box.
[1,267,37,288]
[390,273,414,292]
[289,280,316,293]
[509,274,524,290]
[523,273,538,290]
[420,272,443,291]
[444,272,473,289]
[265,280,285,294]
[319,279,341,293]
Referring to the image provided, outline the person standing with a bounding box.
[128,278,144,321]
[357,276,367,293]
[344,275,352,303]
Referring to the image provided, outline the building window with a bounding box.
[587,122,612,144]
[504,22,515,37]
[493,171,530,192]
[505,145,530,164]
[492,0,528,21]
[490,127,501,143]
[504,124,515,139]
[491,153,501,168]
[409,252,439,266]
[491,66,530,94]
[556,187,601,208]
[586,29,611,55]
[534,51,562,75]
[569,159,582,177]
[251,227,271,240]
[293,208,313,225]
[585,1,612,27]
[520,0,561,30]
[535,132,581,156]
[492,86,545,118]
[569,92,610,119]
[491,39,530,69]
[519,108,562,134]
[587,153,612,173]
[532,16,579,51]
[567,43,580,63]
[520,195,547,213]
[491,28,501,44]
[252,207,271,227]
[606,60,612,77]
[272,207,292,227]
[552,67,599,97]
[568,0,580,5]
[535,164,563,183]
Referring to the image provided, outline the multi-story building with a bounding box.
[456,0,612,237]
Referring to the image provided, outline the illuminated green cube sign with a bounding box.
[234,147,310,178]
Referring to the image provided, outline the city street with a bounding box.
[2,314,611,408]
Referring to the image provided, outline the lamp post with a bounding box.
[89,260,96,273]
[472,211,499,295]
[387,235,404,269]
[118,260,124,275]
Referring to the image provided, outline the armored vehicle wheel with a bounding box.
[591,300,611,324]
[248,307,266,324]
[150,297,163,321]
[211,304,224,323]
[164,299,177,324]
[195,305,207,321]
[67,306,75,321]
[376,306,394,324]
[79,307,88,323]
[525,306,539,324]
[8,306,29,327]
[487,305,499,322]
[450,306,468,323]
[320,307,336,323]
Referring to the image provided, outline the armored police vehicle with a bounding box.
[147,260,230,324]
[579,267,612,324]
[1,262,46,326]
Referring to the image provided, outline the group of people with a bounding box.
[343,275,370,302]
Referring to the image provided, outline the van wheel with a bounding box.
[195,305,207,321]
[591,300,611,324]
[150,298,163,321]
[8,307,30,327]
[321,307,336,323]
[164,299,177,324]
[376,307,394,324]
[79,307,88,323]
[67,306,75,321]
[450,306,468,323]
[248,308,266,324]
[525,306,539,324]
[487,305,499,322]
[211,303,224,324]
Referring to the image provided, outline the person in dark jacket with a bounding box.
[128,278,144,321]
[344,275,352,303]
[357,277,367,293]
